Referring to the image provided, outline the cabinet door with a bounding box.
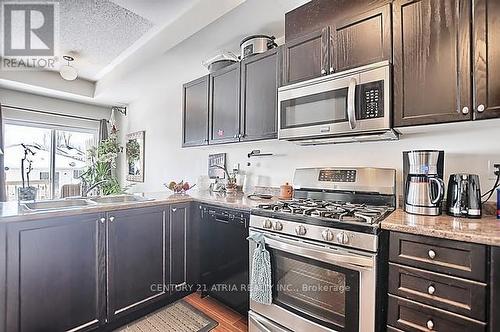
[393,0,472,127]
[182,75,209,147]
[490,246,500,332]
[0,225,5,332]
[209,63,240,144]
[170,203,189,289]
[332,4,392,72]
[6,213,105,332]
[240,48,279,141]
[282,27,330,85]
[107,206,167,320]
[473,0,500,119]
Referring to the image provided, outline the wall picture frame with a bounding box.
[126,130,145,182]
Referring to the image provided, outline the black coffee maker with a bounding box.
[446,174,482,218]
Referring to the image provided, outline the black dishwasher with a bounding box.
[200,204,249,314]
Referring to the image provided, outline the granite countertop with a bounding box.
[382,209,500,246]
[0,191,275,223]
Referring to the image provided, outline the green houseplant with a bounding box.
[81,133,125,196]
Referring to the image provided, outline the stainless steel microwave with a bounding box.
[278,61,398,145]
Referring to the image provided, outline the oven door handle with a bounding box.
[263,235,374,270]
[347,77,357,130]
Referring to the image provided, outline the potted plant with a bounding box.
[80,132,126,196]
[18,144,37,201]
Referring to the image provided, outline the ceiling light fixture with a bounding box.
[60,55,78,81]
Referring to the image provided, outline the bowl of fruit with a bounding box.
[164,180,195,194]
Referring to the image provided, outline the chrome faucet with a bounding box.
[81,180,108,197]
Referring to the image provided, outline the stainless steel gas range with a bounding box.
[248,167,396,332]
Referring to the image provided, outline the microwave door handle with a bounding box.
[347,77,357,129]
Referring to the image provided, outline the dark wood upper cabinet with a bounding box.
[473,0,500,119]
[332,4,392,72]
[209,63,241,144]
[170,203,189,288]
[240,48,279,141]
[393,0,472,127]
[5,213,105,332]
[107,206,167,320]
[182,75,209,147]
[282,27,330,85]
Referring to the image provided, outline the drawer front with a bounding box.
[389,232,486,281]
[387,326,404,332]
[388,295,486,332]
[389,263,486,321]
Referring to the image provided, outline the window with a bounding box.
[4,121,97,201]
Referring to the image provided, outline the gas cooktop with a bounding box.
[255,199,393,225]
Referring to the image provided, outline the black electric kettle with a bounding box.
[446,174,482,218]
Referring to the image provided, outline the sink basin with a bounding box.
[89,195,152,204]
[23,199,95,211]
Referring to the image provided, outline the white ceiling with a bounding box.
[0,0,309,106]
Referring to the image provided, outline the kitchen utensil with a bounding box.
[279,182,293,199]
[403,150,445,216]
[446,174,482,218]
[202,52,238,73]
[240,35,277,59]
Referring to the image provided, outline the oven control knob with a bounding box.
[336,232,349,245]
[295,225,307,236]
[322,230,334,241]
[273,221,283,231]
[263,219,273,229]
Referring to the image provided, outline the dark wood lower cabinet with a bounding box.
[5,213,105,332]
[169,204,189,289]
[388,295,486,331]
[388,263,486,321]
[107,206,168,320]
[0,225,6,332]
[490,246,500,332]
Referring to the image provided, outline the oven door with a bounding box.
[249,229,376,332]
[278,61,391,140]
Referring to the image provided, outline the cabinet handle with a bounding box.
[321,69,327,75]
[477,104,485,113]
[99,217,105,224]
[428,249,436,259]
[109,216,115,222]
[426,319,434,330]
[427,285,436,295]
[461,106,469,114]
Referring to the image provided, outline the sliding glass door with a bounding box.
[4,121,97,201]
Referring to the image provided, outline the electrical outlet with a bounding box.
[232,163,240,172]
[488,160,500,180]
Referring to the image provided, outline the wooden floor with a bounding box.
[184,293,248,332]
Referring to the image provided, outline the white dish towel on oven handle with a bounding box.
[247,233,272,305]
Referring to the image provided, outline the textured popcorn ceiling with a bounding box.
[58,0,154,78]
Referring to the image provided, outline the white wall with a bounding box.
[118,0,500,202]
[121,77,500,202]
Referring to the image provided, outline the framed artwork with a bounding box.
[126,131,145,182]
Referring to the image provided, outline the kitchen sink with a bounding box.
[23,199,96,211]
[89,195,152,204]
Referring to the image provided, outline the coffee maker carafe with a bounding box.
[403,150,445,216]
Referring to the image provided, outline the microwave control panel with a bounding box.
[358,80,384,119]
